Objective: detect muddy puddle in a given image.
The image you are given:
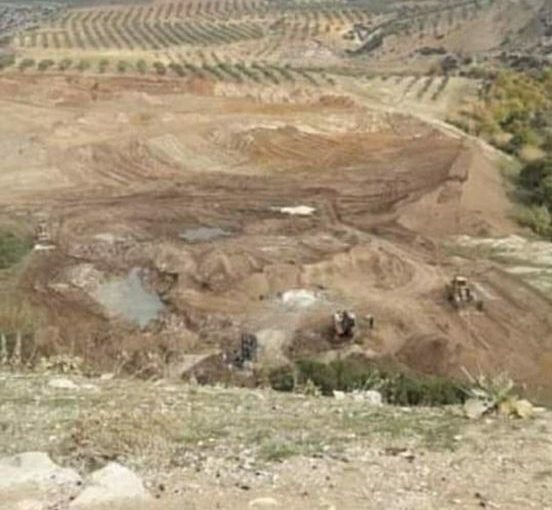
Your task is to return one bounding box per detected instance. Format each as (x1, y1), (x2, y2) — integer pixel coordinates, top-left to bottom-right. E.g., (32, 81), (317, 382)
(179, 226), (231, 243)
(93, 268), (164, 327)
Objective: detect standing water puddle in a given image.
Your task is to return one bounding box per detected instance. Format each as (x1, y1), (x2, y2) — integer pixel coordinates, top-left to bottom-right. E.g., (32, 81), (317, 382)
(179, 227), (231, 243)
(93, 268), (164, 328)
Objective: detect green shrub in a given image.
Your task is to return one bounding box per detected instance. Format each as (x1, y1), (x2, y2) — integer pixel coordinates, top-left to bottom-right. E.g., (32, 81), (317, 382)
(117, 60), (128, 73)
(382, 373), (466, 406)
(58, 58), (72, 71)
(153, 61), (166, 75)
(469, 68), (552, 157)
(98, 58), (109, 73)
(516, 158), (552, 237)
(0, 54), (15, 70)
(0, 231), (32, 269)
(168, 62), (185, 77)
(76, 60), (90, 72)
(18, 58), (35, 71)
(519, 159), (552, 197)
(516, 204), (551, 237)
(268, 365), (295, 392)
(270, 358), (467, 406)
(296, 359), (337, 395)
(37, 59), (55, 71)
(136, 59), (147, 74)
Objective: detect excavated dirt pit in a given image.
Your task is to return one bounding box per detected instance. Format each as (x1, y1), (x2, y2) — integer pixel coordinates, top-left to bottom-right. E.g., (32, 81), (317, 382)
(0, 75), (551, 401)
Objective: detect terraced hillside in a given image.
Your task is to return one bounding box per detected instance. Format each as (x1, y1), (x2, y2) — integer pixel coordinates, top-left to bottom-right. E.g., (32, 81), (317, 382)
(1, 0), (548, 79)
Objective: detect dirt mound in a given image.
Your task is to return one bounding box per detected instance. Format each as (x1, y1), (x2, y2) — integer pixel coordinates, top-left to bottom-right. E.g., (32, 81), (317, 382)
(397, 334), (463, 377)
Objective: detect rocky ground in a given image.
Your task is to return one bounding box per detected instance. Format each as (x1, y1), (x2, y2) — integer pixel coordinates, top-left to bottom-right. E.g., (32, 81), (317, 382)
(0, 370), (550, 510)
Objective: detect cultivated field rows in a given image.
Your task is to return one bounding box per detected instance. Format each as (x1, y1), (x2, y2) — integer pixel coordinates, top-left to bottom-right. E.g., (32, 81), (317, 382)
(4, 0), (509, 75)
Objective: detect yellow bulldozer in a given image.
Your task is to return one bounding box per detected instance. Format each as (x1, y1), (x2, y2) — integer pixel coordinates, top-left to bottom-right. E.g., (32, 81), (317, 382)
(446, 276), (484, 311)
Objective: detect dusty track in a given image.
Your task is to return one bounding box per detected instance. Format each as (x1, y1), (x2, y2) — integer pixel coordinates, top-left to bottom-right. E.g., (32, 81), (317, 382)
(1, 74), (551, 401)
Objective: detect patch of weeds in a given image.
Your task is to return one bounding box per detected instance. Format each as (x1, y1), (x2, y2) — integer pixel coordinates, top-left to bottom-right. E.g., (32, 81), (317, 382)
(178, 422), (230, 445)
(259, 438), (324, 462)
(416, 416), (463, 450)
(247, 427), (275, 443)
(62, 407), (188, 469)
(47, 397), (80, 409)
(259, 441), (300, 462)
(342, 409), (462, 451)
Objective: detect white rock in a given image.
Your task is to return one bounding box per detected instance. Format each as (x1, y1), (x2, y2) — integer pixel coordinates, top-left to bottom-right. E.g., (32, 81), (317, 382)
(280, 289), (318, 308)
(464, 398), (491, 419)
(70, 463), (150, 507)
(333, 390), (346, 400)
(80, 384), (100, 392)
(248, 497), (280, 508)
(274, 205), (316, 216)
(358, 390), (383, 406)
(48, 378), (79, 390)
(0, 452), (81, 490)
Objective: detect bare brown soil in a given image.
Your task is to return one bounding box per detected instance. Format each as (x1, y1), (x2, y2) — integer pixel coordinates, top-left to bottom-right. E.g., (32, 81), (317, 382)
(1, 74), (551, 401)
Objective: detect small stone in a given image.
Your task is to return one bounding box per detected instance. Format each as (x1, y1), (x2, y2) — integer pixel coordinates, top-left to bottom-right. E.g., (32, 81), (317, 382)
(48, 378), (79, 390)
(69, 463), (150, 507)
(362, 390), (383, 406)
(248, 497), (280, 508)
(398, 450), (416, 462)
(0, 452), (81, 490)
(80, 384), (99, 392)
(464, 398), (491, 419)
(333, 391), (346, 400)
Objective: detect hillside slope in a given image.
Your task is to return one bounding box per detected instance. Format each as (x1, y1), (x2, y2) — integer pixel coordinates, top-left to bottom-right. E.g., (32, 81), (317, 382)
(0, 371), (551, 510)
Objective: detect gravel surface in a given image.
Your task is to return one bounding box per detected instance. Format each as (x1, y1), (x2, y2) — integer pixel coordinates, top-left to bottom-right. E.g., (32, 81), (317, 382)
(0, 371), (550, 509)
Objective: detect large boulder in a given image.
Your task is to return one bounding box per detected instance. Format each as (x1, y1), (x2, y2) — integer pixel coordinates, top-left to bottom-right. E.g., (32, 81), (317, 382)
(0, 452), (81, 491)
(70, 463), (150, 507)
